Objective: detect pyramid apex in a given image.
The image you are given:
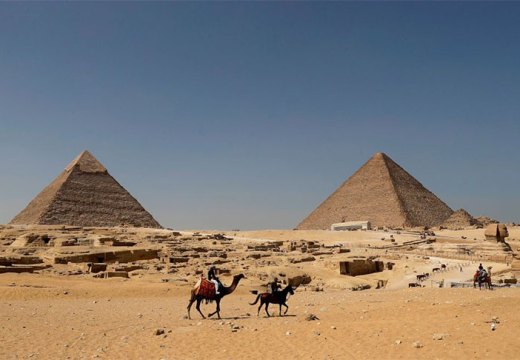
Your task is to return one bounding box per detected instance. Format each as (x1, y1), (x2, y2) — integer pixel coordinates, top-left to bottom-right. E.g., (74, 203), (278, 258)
(65, 150), (107, 173)
(372, 152), (388, 159)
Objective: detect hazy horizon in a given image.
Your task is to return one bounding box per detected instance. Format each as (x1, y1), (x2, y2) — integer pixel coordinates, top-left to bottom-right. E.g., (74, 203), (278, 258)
(1, 3), (519, 229)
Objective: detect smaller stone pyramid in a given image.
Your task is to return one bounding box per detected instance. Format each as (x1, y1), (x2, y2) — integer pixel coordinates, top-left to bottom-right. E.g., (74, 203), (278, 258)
(297, 152), (453, 229)
(10, 151), (162, 228)
(441, 209), (480, 229)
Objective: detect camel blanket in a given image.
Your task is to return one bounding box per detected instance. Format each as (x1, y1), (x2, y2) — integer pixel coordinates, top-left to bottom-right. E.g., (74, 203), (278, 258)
(196, 278), (216, 298)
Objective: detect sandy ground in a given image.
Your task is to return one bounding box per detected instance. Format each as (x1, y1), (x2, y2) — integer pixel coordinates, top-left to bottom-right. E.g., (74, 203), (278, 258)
(2, 226), (519, 359)
(1, 273), (520, 360)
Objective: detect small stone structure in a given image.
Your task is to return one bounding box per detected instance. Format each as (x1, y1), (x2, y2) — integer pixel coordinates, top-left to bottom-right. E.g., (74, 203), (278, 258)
(86, 263), (107, 273)
(511, 260), (520, 276)
(339, 259), (384, 276)
(331, 221), (371, 231)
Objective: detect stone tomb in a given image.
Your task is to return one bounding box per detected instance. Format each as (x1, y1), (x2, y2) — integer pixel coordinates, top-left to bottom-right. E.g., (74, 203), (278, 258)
(339, 259), (384, 276)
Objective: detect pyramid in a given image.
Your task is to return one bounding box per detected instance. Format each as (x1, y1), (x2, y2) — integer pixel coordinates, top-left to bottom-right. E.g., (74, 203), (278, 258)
(297, 152), (453, 230)
(10, 151), (162, 228)
(441, 209), (480, 229)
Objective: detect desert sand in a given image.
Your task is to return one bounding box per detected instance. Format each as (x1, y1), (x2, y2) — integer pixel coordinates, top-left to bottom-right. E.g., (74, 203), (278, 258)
(1, 226), (520, 359)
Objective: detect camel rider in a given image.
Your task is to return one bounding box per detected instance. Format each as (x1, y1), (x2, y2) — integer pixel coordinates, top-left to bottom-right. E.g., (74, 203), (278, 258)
(270, 277), (282, 299)
(208, 266), (221, 295)
(479, 266), (488, 282)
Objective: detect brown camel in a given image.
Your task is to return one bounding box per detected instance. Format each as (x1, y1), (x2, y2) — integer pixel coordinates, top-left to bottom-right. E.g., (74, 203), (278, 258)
(187, 273), (245, 320)
(473, 273), (492, 290)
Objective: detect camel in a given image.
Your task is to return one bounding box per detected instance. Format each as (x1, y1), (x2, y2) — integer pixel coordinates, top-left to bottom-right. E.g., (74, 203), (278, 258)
(473, 273), (492, 290)
(249, 284), (295, 317)
(187, 274), (245, 320)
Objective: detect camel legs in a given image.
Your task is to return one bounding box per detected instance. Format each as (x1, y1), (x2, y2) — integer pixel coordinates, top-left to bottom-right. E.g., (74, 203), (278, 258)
(195, 299), (206, 319)
(187, 295), (196, 320)
(208, 299), (221, 319)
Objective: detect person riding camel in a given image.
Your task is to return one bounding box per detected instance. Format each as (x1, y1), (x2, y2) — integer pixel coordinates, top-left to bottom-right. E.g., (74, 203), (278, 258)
(478, 265), (488, 282)
(208, 266), (221, 295)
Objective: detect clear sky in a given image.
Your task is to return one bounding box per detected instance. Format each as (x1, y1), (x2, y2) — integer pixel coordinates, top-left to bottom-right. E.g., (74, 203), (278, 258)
(1, 2), (519, 229)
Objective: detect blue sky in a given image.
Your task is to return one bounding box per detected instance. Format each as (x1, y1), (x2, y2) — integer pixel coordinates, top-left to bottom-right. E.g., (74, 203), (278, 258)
(1, 3), (519, 229)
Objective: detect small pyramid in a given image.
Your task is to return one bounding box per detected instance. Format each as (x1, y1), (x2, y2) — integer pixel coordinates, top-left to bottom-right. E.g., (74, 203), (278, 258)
(10, 151), (162, 228)
(297, 152), (453, 229)
(441, 209), (480, 229)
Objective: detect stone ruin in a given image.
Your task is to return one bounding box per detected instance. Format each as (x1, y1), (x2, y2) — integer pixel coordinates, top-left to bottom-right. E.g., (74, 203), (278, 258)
(0, 225), (339, 287)
(339, 259), (385, 276)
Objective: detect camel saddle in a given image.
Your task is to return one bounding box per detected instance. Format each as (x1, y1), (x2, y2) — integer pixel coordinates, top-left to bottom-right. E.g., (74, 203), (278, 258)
(195, 278), (216, 298)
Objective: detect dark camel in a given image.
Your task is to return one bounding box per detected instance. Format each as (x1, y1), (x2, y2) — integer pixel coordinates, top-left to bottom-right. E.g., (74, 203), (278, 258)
(249, 284), (295, 317)
(187, 274), (245, 320)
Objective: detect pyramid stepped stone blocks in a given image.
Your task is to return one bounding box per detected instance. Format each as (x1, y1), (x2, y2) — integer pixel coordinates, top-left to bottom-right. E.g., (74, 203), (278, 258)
(442, 209), (480, 229)
(297, 152), (453, 230)
(10, 151), (162, 228)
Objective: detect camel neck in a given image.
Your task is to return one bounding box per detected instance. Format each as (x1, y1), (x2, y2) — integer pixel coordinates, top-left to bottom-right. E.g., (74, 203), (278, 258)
(223, 277), (240, 295)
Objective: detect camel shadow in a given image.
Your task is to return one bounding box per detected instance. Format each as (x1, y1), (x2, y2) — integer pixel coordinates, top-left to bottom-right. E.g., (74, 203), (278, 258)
(260, 314), (297, 319)
(209, 315), (251, 320)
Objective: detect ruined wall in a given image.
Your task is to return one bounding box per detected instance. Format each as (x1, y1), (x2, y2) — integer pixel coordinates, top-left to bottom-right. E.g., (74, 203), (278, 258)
(53, 249), (159, 264)
(339, 260), (384, 276)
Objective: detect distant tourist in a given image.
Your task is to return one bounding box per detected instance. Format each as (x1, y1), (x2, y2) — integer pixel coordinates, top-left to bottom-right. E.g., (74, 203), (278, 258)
(207, 266), (221, 295)
(478, 264), (488, 282)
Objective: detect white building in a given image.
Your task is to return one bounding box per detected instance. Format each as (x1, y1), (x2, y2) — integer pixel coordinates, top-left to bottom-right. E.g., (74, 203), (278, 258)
(331, 221), (371, 231)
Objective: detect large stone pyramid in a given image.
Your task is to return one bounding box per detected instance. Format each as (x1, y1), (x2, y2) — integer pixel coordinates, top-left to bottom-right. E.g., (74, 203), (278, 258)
(297, 152), (453, 229)
(10, 151), (162, 228)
